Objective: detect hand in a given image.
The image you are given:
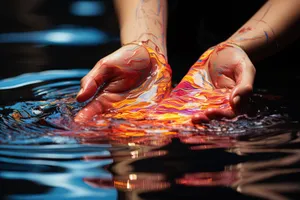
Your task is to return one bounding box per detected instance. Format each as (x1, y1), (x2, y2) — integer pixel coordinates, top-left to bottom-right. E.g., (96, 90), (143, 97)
(149, 43), (255, 124)
(74, 43), (172, 122)
(192, 42), (256, 123)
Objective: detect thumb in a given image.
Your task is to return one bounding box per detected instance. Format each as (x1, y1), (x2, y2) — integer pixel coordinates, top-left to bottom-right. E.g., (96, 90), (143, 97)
(76, 62), (113, 102)
(230, 60), (256, 111)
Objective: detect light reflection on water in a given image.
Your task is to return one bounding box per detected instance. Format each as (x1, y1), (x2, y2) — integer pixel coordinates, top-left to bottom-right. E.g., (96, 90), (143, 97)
(0, 26), (111, 46)
(0, 144), (117, 200)
(70, 1), (105, 16)
(0, 70), (300, 200)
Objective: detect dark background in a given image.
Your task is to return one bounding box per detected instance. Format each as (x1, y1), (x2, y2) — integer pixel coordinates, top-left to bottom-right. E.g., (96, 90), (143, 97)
(0, 0), (299, 94)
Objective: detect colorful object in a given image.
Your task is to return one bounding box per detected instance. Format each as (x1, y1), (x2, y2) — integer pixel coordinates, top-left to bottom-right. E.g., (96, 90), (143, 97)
(83, 42), (232, 130)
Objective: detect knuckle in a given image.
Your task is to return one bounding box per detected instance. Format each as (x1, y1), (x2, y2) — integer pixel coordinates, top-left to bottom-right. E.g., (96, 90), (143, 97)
(251, 65), (256, 74)
(96, 59), (104, 67)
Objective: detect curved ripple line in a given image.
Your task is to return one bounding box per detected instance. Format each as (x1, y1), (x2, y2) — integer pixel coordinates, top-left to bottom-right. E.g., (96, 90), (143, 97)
(0, 69), (88, 89)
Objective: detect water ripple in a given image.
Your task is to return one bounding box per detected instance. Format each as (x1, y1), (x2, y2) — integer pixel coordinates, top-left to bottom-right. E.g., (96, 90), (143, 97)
(1, 70), (300, 200)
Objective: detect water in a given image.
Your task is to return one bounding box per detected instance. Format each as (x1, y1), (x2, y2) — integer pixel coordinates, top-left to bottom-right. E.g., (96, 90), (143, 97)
(1, 70), (300, 200)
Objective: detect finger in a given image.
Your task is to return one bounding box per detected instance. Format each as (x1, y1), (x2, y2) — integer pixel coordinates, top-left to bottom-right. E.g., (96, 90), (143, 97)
(230, 85), (253, 114)
(76, 62), (112, 102)
(230, 61), (255, 110)
(76, 76), (99, 103)
(192, 113), (210, 124)
(74, 99), (104, 123)
(74, 93), (123, 123)
(213, 74), (236, 89)
(204, 108), (236, 120)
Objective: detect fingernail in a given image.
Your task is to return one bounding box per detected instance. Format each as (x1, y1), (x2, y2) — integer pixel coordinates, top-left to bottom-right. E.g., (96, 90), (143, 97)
(233, 96), (240, 105)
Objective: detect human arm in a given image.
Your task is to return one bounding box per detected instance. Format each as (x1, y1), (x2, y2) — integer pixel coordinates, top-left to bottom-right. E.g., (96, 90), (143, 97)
(192, 0), (300, 122)
(227, 0), (300, 62)
(114, 0), (168, 56)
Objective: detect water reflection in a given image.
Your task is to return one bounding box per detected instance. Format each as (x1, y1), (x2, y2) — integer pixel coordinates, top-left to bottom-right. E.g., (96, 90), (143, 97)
(0, 70), (88, 90)
(70, 1), (105, 16)
(1, 145), (117, 200)
(83, 135), (300, 200)
(0, 26), (110, 46)
(0, 70), (300, 200)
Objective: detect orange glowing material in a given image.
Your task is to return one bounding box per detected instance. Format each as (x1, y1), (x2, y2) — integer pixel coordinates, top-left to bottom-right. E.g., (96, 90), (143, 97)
(104, 41), (172, 117)
(86, 42), (231, 128)
(75, 41), (233, 138)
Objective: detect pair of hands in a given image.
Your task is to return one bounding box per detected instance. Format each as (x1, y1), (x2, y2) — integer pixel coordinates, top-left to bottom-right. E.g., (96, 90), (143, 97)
(74, 42), (255, 123)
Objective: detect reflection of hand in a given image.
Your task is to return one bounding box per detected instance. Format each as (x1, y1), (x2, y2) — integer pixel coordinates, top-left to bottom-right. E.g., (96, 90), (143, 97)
(75, 43), (172, 122)
(192, 43), (256, 123)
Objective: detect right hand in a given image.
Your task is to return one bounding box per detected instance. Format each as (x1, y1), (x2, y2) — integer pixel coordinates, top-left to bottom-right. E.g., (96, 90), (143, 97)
(74, 44), (172, 122)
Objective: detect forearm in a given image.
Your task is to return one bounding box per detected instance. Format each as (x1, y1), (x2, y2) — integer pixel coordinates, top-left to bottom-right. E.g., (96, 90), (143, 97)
(113, 0), (168, 56)
(226, 0), (300, 62)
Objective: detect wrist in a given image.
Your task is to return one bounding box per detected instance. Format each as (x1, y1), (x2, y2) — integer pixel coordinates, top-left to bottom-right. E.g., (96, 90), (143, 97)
(120, 27), (167, 56)
(222, 41), (246, 51)
(221, 39), (259, 62)
(225, 31), (279, 63)
(224, 39), (249, 53)
(122, 38), (167, 60)
(122, 40), (169, 66)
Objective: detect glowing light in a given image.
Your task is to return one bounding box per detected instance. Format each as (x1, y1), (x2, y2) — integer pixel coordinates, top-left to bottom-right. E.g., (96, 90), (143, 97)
(0, 26), (110, 46)
(128, 142), (136, 146)
(130, 151), (139, 159)
(70, 1), (105, 16)
(129, 174), (137, 180)
(126, 180), (131, 189)
(0, 70), (88, 90)
(45, 32), (73, 43)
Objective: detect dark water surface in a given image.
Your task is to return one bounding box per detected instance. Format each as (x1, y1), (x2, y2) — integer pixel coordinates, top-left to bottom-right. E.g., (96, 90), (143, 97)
(1, 1), (300, 200)
(1, 70), (300, 200)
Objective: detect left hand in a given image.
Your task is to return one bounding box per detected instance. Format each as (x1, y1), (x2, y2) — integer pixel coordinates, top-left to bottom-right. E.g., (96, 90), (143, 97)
(192, 42), (256, 123)
(147, 42), (255, 124)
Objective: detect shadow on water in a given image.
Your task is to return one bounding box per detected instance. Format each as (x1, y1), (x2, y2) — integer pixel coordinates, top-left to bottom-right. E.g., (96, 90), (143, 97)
(1, 0), (300, 200)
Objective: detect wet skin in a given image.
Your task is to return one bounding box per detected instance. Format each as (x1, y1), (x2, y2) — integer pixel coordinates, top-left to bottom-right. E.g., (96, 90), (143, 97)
(75, 42), (255, 125)
(75, 42), (172, 122)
